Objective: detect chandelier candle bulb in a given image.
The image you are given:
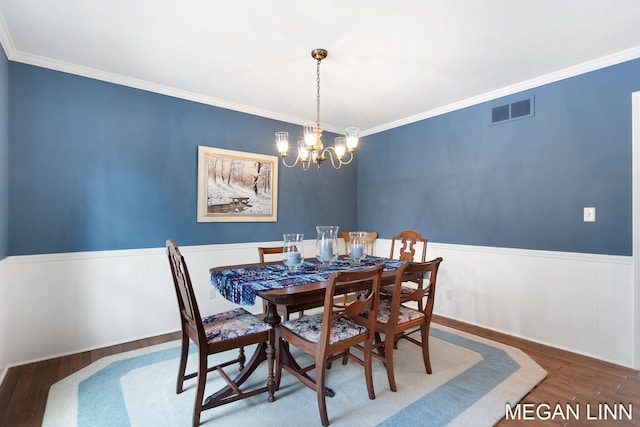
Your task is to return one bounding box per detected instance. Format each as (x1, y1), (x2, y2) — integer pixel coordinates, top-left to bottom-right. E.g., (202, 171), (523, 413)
(297, 140), (310, 160)
(303, 123), (316, 146)
(275, 132), (289, 155)
(334, 137), (347, 158)
(345, 127), (360, 151)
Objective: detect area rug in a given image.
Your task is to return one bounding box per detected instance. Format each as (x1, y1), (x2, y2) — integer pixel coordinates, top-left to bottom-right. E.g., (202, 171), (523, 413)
(42, 324), (546, 427)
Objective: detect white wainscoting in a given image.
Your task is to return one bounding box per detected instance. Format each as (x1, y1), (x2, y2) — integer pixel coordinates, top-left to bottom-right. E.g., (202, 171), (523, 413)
(419, 242), (635, 368)
(0, 240), (636, 374)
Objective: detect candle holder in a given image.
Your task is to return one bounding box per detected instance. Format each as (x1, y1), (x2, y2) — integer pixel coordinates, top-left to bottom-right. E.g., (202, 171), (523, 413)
(283, 234), (304, 272)
(348, 231), (367, 265)
(316, 226), (339, 267)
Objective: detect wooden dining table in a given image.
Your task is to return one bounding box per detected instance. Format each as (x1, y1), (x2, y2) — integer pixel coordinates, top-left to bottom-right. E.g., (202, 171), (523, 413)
(208, 255), (407, 400)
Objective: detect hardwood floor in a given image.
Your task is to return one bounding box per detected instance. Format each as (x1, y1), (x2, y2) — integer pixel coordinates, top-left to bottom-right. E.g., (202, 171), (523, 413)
(433, 316), (640, 426)
(1, 318), (639, 426)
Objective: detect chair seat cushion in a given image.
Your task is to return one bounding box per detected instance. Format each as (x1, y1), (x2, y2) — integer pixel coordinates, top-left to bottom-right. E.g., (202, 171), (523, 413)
(280, 313), (367, 345)
(202, 307), (271, 343)
(380, 284), (415, 298)
(376, 299), (425, 325)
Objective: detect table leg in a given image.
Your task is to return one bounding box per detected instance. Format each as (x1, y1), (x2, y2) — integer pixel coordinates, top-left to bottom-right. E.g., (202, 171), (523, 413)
(266, 301), (335, 398)
(262, 301), (282, 327)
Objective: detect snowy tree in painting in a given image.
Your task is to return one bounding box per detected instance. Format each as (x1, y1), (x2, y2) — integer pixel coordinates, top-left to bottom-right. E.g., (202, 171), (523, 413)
(206, 154), (273, 215)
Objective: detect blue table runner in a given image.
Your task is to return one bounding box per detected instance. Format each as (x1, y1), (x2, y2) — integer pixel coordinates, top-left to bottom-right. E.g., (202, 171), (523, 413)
(210, 256), (405, 305)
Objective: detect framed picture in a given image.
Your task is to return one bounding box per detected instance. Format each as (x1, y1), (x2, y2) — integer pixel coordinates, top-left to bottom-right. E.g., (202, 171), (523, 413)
(197, 146), (278, 222)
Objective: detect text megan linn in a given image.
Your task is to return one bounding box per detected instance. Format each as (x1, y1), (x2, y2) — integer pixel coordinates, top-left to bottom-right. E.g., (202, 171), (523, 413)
(506, 403), (633, 421)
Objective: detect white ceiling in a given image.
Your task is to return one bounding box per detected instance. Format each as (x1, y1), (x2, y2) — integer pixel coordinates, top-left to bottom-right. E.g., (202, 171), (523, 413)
(1, 0), (640, 136)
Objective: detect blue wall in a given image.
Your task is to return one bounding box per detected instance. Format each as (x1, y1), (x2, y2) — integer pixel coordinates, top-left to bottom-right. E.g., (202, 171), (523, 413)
(0, 45), (8, 260)
(358, 59), (640, 256)
(6, 57), (640, 257)
(8, 63), (357, 255)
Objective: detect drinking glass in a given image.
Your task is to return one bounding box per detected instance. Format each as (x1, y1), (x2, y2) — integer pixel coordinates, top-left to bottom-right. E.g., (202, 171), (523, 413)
(348, 231), (367, 265)
(316, 226), (339, 267)
(283, 234), (304, 272)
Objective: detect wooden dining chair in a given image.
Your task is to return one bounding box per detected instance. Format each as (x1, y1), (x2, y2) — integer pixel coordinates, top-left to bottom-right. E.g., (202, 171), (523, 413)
(388, 229), (427, 262)
(341, 231), (378, 256)
(381, 229), (428, 302)
(257, 246), (304, 320)
(275, 264), (384, 426)
(166, 240), (275, 427)
(366, 258), (443, 392)
(258, 246), (284, 264)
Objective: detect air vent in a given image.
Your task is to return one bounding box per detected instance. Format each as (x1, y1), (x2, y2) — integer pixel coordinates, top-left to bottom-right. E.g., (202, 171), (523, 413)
(491, 97), (534, 124)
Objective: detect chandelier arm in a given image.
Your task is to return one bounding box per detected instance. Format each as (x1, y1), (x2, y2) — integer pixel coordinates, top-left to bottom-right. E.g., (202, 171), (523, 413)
(337, 151), (355, 165)
(322, 147), (345, 170)
(280, 156), (302, 168)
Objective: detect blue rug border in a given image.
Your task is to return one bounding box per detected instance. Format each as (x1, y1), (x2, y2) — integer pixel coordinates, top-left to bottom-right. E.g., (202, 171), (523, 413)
(75, 326), (523, 427)
(377, 328), (520, 426)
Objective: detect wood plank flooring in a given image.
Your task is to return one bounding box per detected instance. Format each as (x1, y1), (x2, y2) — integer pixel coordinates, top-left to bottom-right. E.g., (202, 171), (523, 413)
(1, 318), (639, 426)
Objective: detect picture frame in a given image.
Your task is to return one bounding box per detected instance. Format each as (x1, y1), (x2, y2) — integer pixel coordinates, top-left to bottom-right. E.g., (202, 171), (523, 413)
(197, 146), (278, 222)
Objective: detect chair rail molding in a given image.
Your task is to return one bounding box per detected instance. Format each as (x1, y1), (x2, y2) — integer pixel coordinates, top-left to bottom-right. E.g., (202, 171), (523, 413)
(0, 238), (637, 370)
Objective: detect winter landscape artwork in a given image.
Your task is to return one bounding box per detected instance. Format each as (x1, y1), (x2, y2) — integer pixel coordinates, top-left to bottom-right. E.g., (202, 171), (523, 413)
(197, 146), (278, 222)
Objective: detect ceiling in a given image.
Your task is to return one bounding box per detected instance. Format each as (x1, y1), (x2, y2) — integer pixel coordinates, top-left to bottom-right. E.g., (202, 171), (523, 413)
(1, 0), (640, 136)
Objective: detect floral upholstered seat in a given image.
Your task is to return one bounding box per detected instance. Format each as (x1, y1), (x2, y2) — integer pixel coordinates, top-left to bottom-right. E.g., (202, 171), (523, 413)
(202, 307), (272, 343)
(375, 298), (425, 325)
(280, 313), (367, 345)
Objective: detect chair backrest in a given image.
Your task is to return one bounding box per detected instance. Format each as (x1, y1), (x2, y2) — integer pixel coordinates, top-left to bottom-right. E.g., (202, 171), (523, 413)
(166, 240), (205, 343)
(341, 231), (378, 256)
(258, 246), (284, 265)
(390, 258), (443, 320)
(389, 230), (427, 262)
(319, 264), (384, 352)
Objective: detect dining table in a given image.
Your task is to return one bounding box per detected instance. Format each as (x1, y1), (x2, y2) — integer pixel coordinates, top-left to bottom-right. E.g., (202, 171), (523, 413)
(208, 255), (408, 400)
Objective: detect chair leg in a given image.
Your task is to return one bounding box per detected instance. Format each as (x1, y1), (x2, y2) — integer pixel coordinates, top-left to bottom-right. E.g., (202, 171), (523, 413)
(374, 332), (385, 361)
(363, 339), (376, 400)
(192, 350), (208, 427)
(238, 346), (246, 371)
(176, 333), (189, 394)
(341, 348), (350, 366)
(384, 336), (397, 392)
(421, 324), (432, 374)
(315, 357), (330, 426)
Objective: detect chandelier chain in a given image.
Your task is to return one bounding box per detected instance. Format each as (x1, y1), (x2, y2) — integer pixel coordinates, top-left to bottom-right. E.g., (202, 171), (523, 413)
(316, 58), (321, 126)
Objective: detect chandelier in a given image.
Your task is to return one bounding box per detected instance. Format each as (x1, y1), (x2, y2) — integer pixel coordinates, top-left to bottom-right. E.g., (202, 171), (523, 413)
(275, 49), (359, 170)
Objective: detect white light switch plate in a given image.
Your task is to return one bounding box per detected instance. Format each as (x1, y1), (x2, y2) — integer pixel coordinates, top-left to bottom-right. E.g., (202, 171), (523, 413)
(584, 207), (596, 222)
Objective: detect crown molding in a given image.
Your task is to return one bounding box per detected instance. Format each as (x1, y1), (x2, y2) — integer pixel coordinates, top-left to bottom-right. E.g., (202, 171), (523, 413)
(361, 46), (640, 137)
(0, 8), (638, 139)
